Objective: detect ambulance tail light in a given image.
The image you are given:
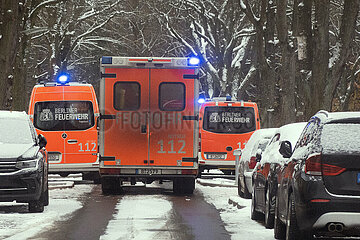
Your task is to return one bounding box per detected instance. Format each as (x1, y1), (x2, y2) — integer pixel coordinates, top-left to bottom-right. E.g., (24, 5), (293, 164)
(100, 168), (121, 175)
(182, 169), (198, 175)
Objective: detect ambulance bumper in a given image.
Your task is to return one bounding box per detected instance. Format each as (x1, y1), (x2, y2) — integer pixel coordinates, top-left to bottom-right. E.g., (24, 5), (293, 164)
(198, 159), (235, 168)
(99, 166), (198, 178)
(49, 162), (99, 173)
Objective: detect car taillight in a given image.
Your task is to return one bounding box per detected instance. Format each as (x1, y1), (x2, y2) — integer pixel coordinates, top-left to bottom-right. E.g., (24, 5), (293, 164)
(305, 153), (322, 175)
(248, 156), (257, 169)
(322, 163), (346, 176)
(305, 153), (346, 176)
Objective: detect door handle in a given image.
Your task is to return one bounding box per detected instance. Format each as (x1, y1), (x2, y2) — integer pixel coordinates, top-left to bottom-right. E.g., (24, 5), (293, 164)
(67, 139), (78, 144)
(141, 125), (147, 134)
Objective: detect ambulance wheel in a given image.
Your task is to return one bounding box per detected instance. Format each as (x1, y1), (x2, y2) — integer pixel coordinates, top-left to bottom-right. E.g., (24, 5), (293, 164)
(173, 178), (195, 195)
(101, 177), (122, 195)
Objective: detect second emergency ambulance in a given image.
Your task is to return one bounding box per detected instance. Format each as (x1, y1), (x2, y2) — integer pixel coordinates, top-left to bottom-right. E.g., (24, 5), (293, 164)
(99, 56), (199, 195)
(198, 97), (260, 174)
(28, 79), (100, 181)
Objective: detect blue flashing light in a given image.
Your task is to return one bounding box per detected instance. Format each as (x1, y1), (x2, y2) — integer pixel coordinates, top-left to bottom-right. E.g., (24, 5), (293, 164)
(188, 57), (200, 66)
(56, 73), (70, 84)
(198, 98), (206, 104)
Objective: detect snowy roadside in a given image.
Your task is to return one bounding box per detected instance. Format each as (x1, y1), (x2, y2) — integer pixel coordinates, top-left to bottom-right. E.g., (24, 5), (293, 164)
(0, 175), (93, 240)
(196, 177), (275, 240)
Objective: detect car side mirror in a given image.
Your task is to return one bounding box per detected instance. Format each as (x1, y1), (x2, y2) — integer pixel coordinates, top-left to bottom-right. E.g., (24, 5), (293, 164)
(256, 149), (262, 162)
(279, 140), (292, 158)
(38, 134), (47, 148)
(233, 149), (242, 157)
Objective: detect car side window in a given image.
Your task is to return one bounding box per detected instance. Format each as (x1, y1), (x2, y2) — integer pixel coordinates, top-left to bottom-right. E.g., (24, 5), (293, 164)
(296, 119), (319, 148)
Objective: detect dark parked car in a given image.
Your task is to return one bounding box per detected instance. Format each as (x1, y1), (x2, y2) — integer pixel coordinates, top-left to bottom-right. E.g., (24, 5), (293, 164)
(0, 111), (48, 213)
(251, 122), (306, 229)
(237, 128), (276, 198)
(274, 111), (360, 239)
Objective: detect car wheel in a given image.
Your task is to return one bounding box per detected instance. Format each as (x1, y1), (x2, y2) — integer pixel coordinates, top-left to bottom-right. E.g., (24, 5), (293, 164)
(265, 188), (274, 229)
(243, 177), (251, 199)
(173, 178), (195, 195)
(251, 185), (263, 220)
(237, 177), (245, 197)
(28, 190), (45, 213)
(274, 197), (285, 239)
(285, 193), (300, 240)
(101, 177), (122, 195)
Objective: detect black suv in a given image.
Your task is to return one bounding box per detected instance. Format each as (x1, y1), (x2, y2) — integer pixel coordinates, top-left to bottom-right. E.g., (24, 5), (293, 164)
(0, 111), (48, 213)
(274, 110), (360, 239)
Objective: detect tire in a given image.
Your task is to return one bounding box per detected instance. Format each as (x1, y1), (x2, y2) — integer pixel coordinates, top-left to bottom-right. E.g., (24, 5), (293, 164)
(285, 193), (300, 240)
(237, 177), (245, 197)
(251, 186), (263, 220)
(265, 188), (274, 229)
(101, 177), (122, 195)
(29, 190), (45, 213)
(173, 178), (195, 195)
(274, 197), (286, 239)
(243, 177), (251, 199)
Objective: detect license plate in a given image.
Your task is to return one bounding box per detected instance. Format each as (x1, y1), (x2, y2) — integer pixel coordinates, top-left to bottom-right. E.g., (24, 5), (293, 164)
(357, 173), (360, 184)
(137, 169), (160, 175)
(48, 153), (62, 163)
(206, 154), (226, 159)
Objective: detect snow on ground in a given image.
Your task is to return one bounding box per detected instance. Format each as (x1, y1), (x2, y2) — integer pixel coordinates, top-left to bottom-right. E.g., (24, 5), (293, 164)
(101, 195), (173, 240)
(0, 175), (93, 240)
(197, 179), (274, 240)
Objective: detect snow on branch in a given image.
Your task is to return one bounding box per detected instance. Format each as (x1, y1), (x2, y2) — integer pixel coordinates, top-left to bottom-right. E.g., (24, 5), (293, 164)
(28, 0), (61, 19)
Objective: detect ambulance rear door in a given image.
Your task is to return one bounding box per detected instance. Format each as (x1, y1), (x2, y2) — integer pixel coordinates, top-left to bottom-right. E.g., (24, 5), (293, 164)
(101, 67), (149, 166)
(61, 87), (98, 165)
(149, 68), (197, 167)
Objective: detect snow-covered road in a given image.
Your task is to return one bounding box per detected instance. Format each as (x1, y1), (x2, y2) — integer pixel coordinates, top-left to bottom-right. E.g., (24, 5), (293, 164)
(0, 175), (275, 240)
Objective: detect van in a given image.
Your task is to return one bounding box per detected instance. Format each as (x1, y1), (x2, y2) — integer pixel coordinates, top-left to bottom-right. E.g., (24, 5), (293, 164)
(198, 98), (260, 174)
(28, 80), (100, 181)
(99, 56), (199, 194)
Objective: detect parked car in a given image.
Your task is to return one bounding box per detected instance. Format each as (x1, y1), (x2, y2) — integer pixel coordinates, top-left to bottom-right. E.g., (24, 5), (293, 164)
(275, 111), (360, 239)
(0, 111), (48, 213)
(237, 128), (277, 198)
(251, 122), (306, 229)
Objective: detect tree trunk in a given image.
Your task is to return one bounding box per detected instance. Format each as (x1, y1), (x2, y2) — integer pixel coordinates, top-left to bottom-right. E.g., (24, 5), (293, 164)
(0, 0), (23, 110)
(308, 0), (329, 116)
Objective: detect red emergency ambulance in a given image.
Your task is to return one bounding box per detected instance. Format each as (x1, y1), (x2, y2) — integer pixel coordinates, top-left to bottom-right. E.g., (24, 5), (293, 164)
(198, 97), (260, 174)
(28, 79), (100, 181)
(99, 56), (200, 195)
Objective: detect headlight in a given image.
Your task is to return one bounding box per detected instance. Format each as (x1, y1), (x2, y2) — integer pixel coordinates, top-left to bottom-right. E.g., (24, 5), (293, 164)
(15, 159), (38, 169)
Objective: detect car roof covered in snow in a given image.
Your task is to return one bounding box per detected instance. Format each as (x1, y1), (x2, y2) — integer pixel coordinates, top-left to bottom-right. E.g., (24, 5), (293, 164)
(315, 110), (360, 123)
(0, 111), (28, 120)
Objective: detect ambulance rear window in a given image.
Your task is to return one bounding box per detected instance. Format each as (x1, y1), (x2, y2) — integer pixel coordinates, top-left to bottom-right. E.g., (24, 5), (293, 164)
(159, 82), (185, 111)
(34, 101), (95, 131)
(203, 106), (256, 134)
(114, 82), (140, 111)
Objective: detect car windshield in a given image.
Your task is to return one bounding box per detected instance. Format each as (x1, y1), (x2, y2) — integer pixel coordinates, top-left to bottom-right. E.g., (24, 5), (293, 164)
(203, 106), (256, 134)
(321, 123), (360, 154)
(0, 118), (34, 144)
(34, 101), (95, 131)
